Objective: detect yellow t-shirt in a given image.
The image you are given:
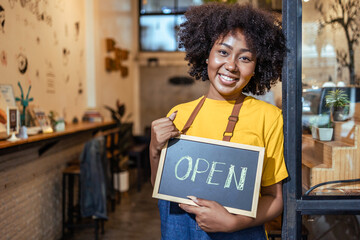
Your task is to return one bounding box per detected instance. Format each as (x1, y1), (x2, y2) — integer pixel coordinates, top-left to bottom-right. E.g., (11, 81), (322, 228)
(167, 96), (288, 187)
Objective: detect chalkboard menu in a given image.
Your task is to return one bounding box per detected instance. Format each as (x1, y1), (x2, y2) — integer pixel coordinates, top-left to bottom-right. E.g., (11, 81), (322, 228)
(152, 135), (265, 218)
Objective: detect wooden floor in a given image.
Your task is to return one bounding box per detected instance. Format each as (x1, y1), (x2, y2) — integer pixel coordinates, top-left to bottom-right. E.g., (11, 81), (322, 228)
(66, 182), (161, 240)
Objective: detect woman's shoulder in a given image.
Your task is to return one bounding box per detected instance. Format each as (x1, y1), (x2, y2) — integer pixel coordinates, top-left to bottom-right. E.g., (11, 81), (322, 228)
(245, 96), (282, 118)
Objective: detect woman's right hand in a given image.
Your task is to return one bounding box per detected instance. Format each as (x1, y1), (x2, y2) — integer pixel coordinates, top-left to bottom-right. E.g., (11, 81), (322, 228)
(150, 111), (180, 155)
(150, 111), (180, 185)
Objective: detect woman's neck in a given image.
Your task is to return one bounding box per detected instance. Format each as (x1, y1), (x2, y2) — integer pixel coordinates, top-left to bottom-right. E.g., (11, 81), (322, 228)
(206, 89), (244, 101)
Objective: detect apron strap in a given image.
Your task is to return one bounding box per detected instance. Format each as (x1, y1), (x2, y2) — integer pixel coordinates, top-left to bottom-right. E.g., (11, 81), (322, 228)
(181, 94), (245, 142)
(222, 95), (245, 141)
(181, 95), (207, 134)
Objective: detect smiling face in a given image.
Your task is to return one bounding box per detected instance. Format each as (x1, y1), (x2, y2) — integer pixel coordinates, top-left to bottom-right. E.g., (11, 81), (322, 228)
(206, 29), (256, 101)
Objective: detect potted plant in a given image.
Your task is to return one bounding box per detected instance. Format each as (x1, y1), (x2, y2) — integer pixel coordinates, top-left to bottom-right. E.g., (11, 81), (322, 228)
(325, 89), (350, 121)
(316, 114), (334, 141)
(309, 116), (319, 139)
(310, 114), (334, 141)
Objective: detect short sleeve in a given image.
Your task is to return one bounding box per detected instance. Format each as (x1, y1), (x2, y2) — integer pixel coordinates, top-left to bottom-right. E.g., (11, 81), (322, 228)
(261, 113), (288, 186)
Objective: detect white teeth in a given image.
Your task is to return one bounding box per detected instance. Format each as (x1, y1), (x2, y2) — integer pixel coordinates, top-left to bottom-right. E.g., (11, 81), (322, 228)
(221, 74), (236, 82)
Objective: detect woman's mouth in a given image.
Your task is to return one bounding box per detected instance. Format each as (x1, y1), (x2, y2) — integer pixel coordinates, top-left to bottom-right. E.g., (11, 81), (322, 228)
(219, 74), (238, 84)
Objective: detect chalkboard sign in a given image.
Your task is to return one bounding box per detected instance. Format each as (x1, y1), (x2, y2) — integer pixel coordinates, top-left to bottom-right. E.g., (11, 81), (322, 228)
(152, 135), (265, 218)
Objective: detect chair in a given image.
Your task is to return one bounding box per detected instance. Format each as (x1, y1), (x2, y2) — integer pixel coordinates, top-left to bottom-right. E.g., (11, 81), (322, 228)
(127, 136), (149, 192)
(117, 123), (150, 192)
(62, 136), (110, 240)
(103, 128), (122, 210)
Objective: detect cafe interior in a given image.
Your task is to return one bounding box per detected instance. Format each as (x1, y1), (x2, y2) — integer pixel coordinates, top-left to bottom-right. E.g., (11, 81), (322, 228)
(0, 0), (359, 239)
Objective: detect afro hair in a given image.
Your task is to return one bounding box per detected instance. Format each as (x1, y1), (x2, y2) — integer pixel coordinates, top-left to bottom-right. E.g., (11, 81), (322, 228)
(178, 3), (287, 95)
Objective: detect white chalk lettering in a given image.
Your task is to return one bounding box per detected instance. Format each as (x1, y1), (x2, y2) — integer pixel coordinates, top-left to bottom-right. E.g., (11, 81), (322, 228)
(206, 162), (225, 185)
(175, 156), (193, 180)
(224, 166), (247, 190)
(191, 158), (210, 182)
(174, 156), (248, 190)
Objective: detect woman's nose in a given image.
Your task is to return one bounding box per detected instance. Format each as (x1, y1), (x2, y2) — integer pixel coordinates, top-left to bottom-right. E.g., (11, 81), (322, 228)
(224, 59), (238, 72)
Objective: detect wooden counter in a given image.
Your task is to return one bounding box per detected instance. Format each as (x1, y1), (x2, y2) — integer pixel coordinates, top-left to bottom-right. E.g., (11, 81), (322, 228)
(0, 121), (117, 157)
(0, 121), (117, 239)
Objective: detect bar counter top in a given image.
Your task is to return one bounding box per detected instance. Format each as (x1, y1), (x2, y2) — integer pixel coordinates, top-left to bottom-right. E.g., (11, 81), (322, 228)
(0, 121), (117, 156)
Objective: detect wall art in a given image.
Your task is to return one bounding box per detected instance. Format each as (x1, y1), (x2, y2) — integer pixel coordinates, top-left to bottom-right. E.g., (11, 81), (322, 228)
(0, 5), (5, 33)
(17, 53), (28, 74)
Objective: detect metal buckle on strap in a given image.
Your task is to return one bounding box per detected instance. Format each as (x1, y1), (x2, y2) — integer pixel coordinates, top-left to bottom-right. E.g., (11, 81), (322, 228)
(228, 115), (238, 122)
(223, 131), (233, 137)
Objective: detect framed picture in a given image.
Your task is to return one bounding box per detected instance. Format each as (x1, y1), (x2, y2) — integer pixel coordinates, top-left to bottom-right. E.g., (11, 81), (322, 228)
(0, 84), (16, 139)
(0, 84), (16, 107)
(33, 108), (53, 133)
(6, 106), (20, 141)
(152, 135), (265, 218)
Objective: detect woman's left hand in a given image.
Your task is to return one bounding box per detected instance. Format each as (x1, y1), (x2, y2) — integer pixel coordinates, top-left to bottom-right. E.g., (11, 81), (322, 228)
(179, 197), (239, 233)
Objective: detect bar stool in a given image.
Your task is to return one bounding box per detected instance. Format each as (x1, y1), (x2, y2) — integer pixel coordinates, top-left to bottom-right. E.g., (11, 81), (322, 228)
(62, 136), (109, 240)
(62, 165), (81, 236)
(62, 164), (105, 240)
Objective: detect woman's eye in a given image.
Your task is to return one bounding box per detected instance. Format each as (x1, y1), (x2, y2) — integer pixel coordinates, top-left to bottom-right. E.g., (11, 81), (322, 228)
(218, 50), (228, 56)
(239, 56), (251, 62)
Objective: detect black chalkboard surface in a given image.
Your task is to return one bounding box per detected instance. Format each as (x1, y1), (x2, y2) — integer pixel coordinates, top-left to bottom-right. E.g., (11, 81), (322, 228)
(152, 135), (265, 218)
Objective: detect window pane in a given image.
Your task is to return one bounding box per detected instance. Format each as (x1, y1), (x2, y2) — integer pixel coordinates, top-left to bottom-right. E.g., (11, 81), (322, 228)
(140, 0), (203, 14)
(140, 15), (177, 51)
(140, 0), (175, 14)
(175, 15), (186, 51)
(177, 0), (203, 12)
(303, 215), (360, 239)
(301, 0), (360, 196)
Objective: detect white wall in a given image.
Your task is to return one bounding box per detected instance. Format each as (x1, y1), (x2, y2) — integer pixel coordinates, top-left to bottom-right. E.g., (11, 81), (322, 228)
(0, 0), (87, 123)
(0, 0), (140, 133)
(93, 0), (139, 132)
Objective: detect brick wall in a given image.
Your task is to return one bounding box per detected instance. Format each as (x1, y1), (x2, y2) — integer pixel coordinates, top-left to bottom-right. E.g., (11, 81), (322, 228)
(0, 134), (91, 240)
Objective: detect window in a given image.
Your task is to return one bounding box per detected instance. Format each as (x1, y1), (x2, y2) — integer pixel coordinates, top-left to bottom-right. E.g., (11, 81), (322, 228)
(301, 0), (360, 197)
(139, 0), (203, 51)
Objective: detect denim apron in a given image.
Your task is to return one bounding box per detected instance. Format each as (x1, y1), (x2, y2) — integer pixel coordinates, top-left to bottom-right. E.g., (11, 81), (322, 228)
(158, 200), (267, 240)
(158, 96), (267, 240)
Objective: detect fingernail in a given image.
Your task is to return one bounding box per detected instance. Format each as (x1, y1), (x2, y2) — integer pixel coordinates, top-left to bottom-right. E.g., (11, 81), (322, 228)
(187, 195), (198, 203)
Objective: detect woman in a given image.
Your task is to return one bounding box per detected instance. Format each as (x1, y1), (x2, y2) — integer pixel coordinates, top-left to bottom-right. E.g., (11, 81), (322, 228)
(150, 3), (288, 239)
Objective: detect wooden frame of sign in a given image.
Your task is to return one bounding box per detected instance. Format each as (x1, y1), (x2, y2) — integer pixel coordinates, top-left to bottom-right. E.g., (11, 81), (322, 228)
(153, 135), (265, 218)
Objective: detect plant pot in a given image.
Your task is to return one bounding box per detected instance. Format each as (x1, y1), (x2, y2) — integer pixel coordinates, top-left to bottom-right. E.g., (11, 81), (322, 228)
(318, 128), (333, 141)
(332, 107), (348, 121)
(113, 170), (130, 192)
(311, 126), (318, 139)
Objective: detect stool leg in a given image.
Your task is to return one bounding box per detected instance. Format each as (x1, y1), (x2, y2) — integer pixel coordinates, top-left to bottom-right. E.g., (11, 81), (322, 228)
(137, 153), (142, 192)
(101, 219), (105, 234)
(77, 174), (81, 222)
(117, 172), (121, 204)
(68, 174), (74, 234)
(110, 157), (116, 212)
(62, 174), (66, 238)
(95, 219), (99, 240)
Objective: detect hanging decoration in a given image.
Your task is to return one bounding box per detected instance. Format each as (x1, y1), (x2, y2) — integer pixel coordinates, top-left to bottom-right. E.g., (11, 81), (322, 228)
(105, 38), (129, 78)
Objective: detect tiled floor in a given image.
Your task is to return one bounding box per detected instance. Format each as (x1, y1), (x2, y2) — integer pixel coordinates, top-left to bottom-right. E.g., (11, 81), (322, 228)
(66, 182), (161, 240)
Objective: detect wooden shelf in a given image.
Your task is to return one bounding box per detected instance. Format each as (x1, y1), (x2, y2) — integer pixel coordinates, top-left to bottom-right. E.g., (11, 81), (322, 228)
(302, 134), (353, 168)
(302, 124), (360, 194)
